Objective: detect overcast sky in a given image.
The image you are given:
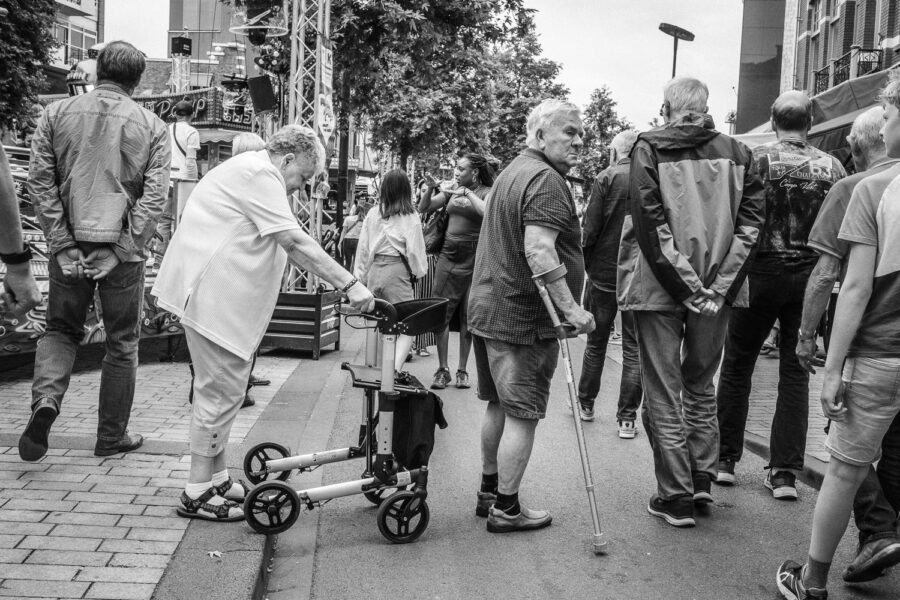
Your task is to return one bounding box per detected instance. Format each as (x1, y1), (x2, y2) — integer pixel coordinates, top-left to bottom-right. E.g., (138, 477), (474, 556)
(524, 0), (745, 131)
(107, 0), (745, 130)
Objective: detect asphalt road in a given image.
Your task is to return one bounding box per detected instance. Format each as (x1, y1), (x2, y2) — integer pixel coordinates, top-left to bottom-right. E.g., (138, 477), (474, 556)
(266, 331), (900, 600)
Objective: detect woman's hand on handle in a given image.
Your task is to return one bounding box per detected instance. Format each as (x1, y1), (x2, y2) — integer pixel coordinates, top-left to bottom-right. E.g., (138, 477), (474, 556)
(346, 281), (375, 313)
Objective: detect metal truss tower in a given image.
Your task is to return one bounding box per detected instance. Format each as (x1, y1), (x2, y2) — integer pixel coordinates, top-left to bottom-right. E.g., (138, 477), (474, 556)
(284, 0), (332, 293)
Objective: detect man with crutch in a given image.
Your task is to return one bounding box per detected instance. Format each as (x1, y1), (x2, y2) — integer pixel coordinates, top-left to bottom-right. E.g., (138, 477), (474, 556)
(468, 98), (595, 533)
(617, 77), (765, 527)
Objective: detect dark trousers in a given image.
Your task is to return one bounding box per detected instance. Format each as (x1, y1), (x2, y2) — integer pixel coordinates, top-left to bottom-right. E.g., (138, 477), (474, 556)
(577, 287), (642, 421)
(341, 237), (358, 272)
(32, 257), (144, 443)
(854, 414), (900, 544)
(716, 268), (810, 470)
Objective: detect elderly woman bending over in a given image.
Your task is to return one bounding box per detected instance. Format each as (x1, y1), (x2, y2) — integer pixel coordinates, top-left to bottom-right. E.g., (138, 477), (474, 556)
(152, 125), (374, 522)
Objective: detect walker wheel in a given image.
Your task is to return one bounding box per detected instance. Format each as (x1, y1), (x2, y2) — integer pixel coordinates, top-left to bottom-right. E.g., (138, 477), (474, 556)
(244, 481), (301, 534)
(243, 442), (292, 485)
(376, 490), (430, 544)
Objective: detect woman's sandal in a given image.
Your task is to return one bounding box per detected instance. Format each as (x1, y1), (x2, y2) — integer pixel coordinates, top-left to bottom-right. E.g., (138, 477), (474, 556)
(214, 476), (247, 502)
(176, 488), (243, 522)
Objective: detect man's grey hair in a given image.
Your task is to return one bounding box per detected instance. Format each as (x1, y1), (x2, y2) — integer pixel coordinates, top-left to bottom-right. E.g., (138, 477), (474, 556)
(526, 98), (581, 147)
(267, 125), (326, 173)
(663, 77), (709, 114)
(880, 69), (900, 109)
(610, 130), (639, 157)
(232, 132), (266, 155)
(848, 106), (886, 153)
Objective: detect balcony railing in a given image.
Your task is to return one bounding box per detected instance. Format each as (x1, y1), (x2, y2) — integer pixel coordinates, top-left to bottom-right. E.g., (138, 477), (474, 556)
(814, 65), (830, 95)
(833, 52), (851, 86)
(857, 48), (884, 77)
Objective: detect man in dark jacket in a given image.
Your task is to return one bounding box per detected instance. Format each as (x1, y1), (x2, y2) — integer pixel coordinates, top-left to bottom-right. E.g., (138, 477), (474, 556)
(577, 130), (643, 439)
(618, 77), (765, 527)
(21, 41), (170, 462)
(715, 91), (845, 501)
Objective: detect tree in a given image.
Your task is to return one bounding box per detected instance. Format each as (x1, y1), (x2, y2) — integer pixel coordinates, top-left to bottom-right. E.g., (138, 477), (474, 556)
(330, 0), (525, 168)
(0, 0), (58, 130)
(576, 86), (630, 183)
(488, 9), (569, 166)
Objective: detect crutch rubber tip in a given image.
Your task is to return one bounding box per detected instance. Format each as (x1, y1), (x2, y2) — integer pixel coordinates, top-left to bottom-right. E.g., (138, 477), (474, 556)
(592, 534), (608, 555)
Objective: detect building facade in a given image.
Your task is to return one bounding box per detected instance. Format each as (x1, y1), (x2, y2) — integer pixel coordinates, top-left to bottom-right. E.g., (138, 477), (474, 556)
(792, 0), (899, 96)
(44, 0), (104, 94)
(736, 0), (787, 133)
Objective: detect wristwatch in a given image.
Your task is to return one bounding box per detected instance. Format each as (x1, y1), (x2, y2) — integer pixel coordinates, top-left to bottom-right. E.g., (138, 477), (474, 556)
(798, 329), (816, 341)
(0, 242), (33, 265)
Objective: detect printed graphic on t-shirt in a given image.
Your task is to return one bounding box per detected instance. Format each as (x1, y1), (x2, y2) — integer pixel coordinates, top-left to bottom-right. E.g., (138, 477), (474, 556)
(754, 142), (844, 266)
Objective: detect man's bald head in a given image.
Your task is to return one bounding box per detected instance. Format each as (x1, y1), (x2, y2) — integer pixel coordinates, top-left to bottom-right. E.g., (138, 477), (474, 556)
(771, 90), (813, 134)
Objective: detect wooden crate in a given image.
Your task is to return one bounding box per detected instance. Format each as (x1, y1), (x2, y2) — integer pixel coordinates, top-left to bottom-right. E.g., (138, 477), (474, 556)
(262, 290), (342, 359)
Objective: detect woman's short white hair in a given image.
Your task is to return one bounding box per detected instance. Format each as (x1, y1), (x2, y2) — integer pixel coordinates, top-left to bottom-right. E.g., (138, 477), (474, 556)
(267, 125), (326, 174)
(526, 98), (581, 147)
(664, 77), (709, 114)
(232, 132), (266, 155)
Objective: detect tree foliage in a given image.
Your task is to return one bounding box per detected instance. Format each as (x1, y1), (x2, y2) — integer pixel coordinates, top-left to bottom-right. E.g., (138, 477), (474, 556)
(488, 10), (569, 166)
(575, 86), (631, 183)
(0, 0), (58, 130)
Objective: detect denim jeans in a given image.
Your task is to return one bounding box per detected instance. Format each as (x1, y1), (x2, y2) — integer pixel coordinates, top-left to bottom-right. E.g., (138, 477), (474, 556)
(854, 413), (900, 544)
(577, 287), (642, 421)
(32, 256), (145, 443)
(716, 268), (811, 470)
(634, 307), (730, 500)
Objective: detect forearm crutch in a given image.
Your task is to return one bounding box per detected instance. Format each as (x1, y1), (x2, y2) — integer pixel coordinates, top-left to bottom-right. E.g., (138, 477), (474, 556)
(533, 265), (607, 555)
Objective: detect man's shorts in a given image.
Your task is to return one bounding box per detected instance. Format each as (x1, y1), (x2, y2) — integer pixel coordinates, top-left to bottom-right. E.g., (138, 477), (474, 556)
(826, 356), (900, 467)
(472, 334), (558, 420)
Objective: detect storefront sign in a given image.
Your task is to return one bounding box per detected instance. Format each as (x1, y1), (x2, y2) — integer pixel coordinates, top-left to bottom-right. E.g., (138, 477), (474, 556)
(135, 87), (253, 131)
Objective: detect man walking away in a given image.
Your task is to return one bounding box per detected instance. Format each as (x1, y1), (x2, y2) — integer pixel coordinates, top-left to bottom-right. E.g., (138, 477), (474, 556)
(577, 129), (643, 439)
(776, 73), (900, 600)
(618, 77), (765, 527)
(715, 91), (845, 500)
(21, 41), (170, 461)
(157, 99), (200, 255)
(798, 105), (900, 584)
(468, 98), (594, 533)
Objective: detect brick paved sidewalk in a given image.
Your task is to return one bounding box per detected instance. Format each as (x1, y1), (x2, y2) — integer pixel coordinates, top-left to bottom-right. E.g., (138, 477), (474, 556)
(0, 339), (298, 600)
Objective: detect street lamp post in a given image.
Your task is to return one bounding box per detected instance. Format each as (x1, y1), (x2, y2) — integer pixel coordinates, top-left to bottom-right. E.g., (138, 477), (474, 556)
(659, 23), (695, 78)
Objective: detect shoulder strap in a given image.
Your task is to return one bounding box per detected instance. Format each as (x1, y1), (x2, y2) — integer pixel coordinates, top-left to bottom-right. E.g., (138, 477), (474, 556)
(397, 251), (417, 290)
(172, 122), (187, 158)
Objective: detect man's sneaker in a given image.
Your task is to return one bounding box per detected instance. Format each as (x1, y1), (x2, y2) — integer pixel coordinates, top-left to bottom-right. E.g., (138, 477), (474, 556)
(618, 420), (636, 438)
(456, 370), (470, 389)
(766, 469), (798, 500)
(18, 398), (59, 462)
(486, 505), (552, 533)
(430, 368), (451, 390)
(475, 491), (496, 518)
(692, 472), (713, 504)
(578, 401), (595, 422)
(776, 560), (828, 599)
(843, 537), (900, 582)
(714, 457), (735, 486)
(647, 494), (695, 528)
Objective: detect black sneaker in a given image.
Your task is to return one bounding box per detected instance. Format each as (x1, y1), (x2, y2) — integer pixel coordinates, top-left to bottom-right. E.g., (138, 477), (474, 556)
(18, 398), (59, 462)
(692, 472), (713, 504)
(430, 368), (451, 389)
(647, 494), (695, 527)
(766, 470), (798, 500)
(776, 559), (828, 599)
(714, 457), (735, 486)
(578, 401), (595, 422)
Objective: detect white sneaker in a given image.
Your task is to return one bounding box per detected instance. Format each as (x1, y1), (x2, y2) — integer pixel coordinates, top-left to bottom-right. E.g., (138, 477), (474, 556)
(618, 420), (636, 439)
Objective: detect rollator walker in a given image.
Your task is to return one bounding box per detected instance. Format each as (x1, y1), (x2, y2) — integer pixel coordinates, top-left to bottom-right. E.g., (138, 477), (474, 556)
(533, 264), (607, 554)
(241, 297), (448, 544)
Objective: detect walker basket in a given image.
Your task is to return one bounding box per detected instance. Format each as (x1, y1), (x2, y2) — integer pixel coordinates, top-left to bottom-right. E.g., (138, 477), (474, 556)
(390, 298), (448, 337)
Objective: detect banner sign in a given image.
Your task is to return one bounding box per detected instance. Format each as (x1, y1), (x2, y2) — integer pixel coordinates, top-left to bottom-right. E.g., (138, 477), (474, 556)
(317, 47), (335, 145)
(135, 87), (254, 131)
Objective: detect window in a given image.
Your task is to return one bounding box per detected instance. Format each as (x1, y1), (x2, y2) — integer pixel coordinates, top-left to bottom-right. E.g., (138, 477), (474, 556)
(50, 20), (98, 67)
(811, 0), (821, 27)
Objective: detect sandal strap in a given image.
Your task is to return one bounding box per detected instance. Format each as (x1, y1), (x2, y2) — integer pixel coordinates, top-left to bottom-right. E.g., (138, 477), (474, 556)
(214, 476), (247, 498)
(180, 490), (239, 520)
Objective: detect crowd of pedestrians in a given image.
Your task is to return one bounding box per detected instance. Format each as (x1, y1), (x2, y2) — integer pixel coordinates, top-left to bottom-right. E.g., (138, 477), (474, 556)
(3, 37), (900, 600)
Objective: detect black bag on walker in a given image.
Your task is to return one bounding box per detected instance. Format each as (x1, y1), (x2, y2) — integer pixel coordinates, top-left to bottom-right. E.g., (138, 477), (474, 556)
(391, 390), (448, 470)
